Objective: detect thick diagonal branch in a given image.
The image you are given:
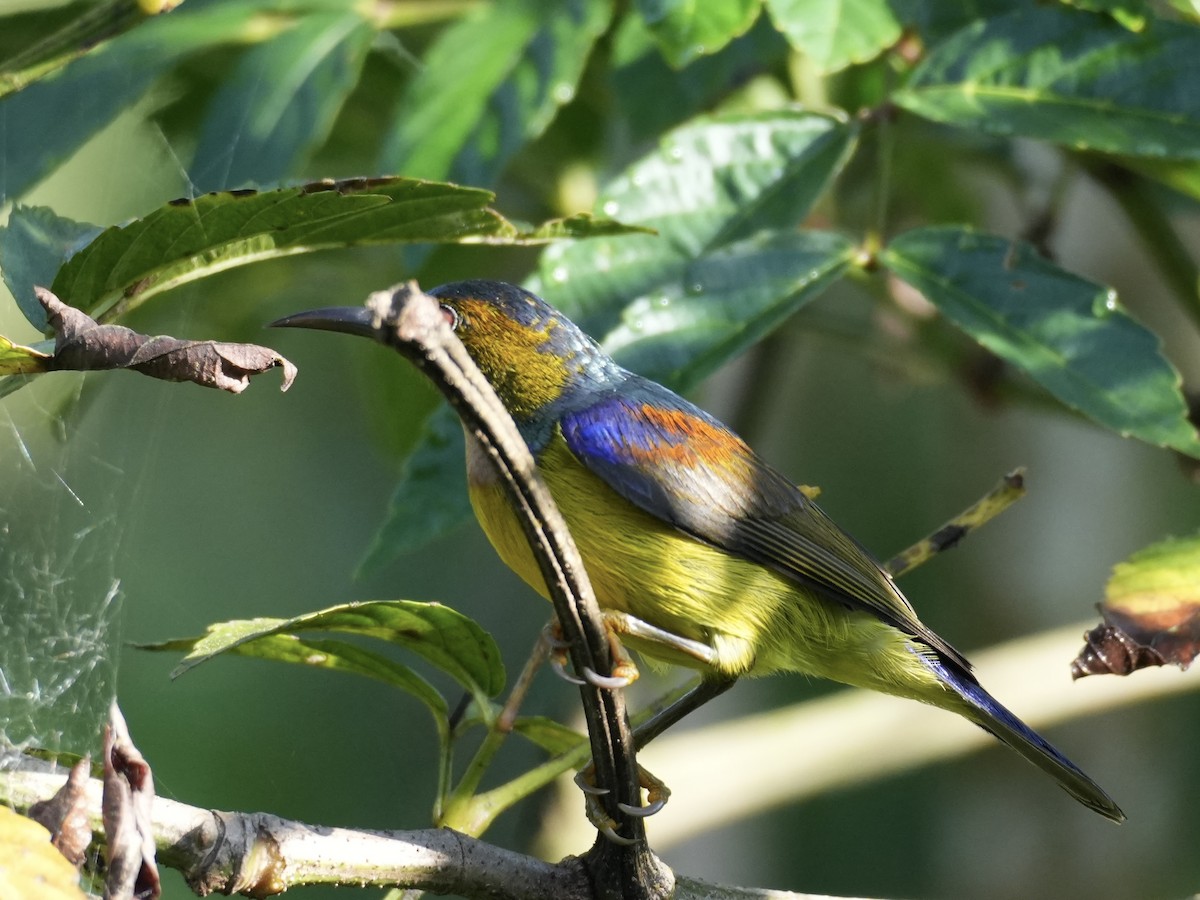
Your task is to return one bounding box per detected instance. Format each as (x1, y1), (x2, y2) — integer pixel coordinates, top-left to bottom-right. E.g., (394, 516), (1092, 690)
(364, 282), (670, 899)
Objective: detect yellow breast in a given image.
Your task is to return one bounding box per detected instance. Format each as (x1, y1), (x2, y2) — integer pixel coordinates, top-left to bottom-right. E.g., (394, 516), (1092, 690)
(464, 427), (940, 697)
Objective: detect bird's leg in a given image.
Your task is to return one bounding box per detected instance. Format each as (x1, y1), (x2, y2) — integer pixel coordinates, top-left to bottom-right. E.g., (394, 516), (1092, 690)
(575, 758), (672, 842)
(573, 677), (736, 830)
(601, 610), (722, 667)
(632, 676), (738, 750)
(570, 613), (739, 829)
(544, 613), (647, 689)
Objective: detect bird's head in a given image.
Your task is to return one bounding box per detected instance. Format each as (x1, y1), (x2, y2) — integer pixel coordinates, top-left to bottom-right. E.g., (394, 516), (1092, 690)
(273, 280), (609, 420)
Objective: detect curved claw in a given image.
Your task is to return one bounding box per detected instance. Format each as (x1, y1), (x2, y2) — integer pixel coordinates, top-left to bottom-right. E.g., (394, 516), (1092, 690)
(550, 656), (586, 685)
(599, 824), (637, 846)
(573, 771), (610, 796)
(582, 666), (636, 690)
(617, 796), (668, 818)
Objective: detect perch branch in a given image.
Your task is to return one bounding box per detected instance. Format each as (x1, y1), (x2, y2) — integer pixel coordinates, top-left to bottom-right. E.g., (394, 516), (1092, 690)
(360, 283), (669, 898)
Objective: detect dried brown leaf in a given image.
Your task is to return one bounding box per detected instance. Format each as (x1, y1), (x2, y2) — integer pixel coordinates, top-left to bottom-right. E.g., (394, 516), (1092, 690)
(102, 703), (160, 900)
(35, 287), (296, 393)
(1072, 532), (1200, 678)
(28, 757), (92, 866)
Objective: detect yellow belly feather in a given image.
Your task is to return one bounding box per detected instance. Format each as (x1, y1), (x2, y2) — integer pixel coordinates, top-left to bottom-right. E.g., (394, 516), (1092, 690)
(466, 429), (949, 704)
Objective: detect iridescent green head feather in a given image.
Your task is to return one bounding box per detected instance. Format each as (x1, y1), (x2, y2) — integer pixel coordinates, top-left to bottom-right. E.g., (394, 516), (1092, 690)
(428, 281), (607, 420)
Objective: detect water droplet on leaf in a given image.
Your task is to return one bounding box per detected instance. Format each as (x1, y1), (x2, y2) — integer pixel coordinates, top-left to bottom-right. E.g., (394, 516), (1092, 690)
(1094, 289), (1119, 317)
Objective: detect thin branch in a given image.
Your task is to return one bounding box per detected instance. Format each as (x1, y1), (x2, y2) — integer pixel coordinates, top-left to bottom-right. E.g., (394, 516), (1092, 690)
(884, 469), (1026, 578)
(0, 758), (848, 900)
(362, 283), (669, 898)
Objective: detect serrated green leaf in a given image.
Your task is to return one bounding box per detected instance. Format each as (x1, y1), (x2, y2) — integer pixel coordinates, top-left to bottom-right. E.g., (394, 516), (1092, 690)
(894, 7), (1200, 160)
(515, 213), (657, 243)
(147, 600), (505, 704)
(610, 13), (789, 141)
(1062, 0), (1150, 31)
(190, 11), (375, 192)
(887, 0), (1033, 46)
(0, 336), (51, 375)
(39, 179), (497, 321)
(138, 631), (450, 731)
(0, 205), (102, 328)
(765, 0), (901, 74)
(0, 0), (158, 97)
(883, 226), (1200, 458)
(368, 111), (860, 566)
(511, 716), (588, 755)
(1107, 532), (1200, 612)
(16, 178), (644, 326)
(0, 0), (266, 204)
(635, 0), (761, 67)
(379, 0), (610, 187)
(594, 230), (857, 387)
(222, 634), (448, 718)
(530, 111), (861, 384)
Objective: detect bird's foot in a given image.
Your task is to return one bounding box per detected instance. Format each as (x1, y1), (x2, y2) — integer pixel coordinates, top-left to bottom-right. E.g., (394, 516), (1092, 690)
(574, 761), (670, 843)
(544, 618), (640, 689)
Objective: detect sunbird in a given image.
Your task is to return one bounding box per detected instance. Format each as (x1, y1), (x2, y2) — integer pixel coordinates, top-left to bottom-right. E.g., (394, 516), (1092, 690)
(276, 279), (1124, 823)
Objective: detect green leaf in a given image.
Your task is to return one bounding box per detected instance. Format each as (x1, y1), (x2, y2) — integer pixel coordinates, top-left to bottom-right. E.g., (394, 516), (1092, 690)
(190, 11), (376, 192)
(378, 0), (610, 187)
(894, 7), (1200, 160)
(592, 230), (857, 387)
(0, 335), (51, 375)
(0, 0), (265, 204)
(1106, 532), (1200, 612)
(530, 110), (861, 387)
(359, 406), (470, 576)
(1116, 156), (1200, 201)
(516, 213), (658, 243)
(0, 0), (159, 97)
(887, 0), (1032, 46)
(511, 716), (588, 755)
(223, 634), (447, 717)
(1061, 0), (1150, 31)
(0, 205), (101, 329)
(634, 0), (762, 67)
(367, 110), (860, 568)
(146, 599), (505, 704)
(35, 177), (614, 323)
(765, 0), (901, 73)
(610, 13), (789, 141)
(883, 226), (1200, 458)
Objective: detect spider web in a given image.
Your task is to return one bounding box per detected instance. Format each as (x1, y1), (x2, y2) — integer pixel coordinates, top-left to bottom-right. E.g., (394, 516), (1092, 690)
(0, 382), (125, 754)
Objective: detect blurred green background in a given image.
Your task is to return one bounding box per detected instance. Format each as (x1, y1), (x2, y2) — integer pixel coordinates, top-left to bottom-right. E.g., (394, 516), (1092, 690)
(4, 2), (1200, 898)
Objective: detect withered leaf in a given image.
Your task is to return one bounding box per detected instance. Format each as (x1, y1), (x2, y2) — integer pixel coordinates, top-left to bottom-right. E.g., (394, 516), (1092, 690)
(28, 757), (92, 867)
(102, 703), (160, 900)
(1072, 532), (1200, 678)
(33, 287), (296, 393)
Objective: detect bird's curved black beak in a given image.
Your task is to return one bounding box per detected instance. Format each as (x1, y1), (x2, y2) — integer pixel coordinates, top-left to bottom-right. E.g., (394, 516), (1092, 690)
(269, 306), (378, 340)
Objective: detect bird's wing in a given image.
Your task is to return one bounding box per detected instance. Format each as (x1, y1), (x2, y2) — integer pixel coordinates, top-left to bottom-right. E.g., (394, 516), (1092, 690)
(559, 382), (971, 670)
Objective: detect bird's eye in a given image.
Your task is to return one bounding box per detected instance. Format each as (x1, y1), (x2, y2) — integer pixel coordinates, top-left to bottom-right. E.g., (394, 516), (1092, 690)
(440, 304), (460, 330)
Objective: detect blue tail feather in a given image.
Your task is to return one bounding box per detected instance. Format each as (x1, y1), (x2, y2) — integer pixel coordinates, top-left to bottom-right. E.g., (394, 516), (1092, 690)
(920, 654), (1125, 823)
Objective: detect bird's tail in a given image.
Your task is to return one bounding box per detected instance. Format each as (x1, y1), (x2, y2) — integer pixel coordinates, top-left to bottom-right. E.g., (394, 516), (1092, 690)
(921, 654), (1125, 823)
